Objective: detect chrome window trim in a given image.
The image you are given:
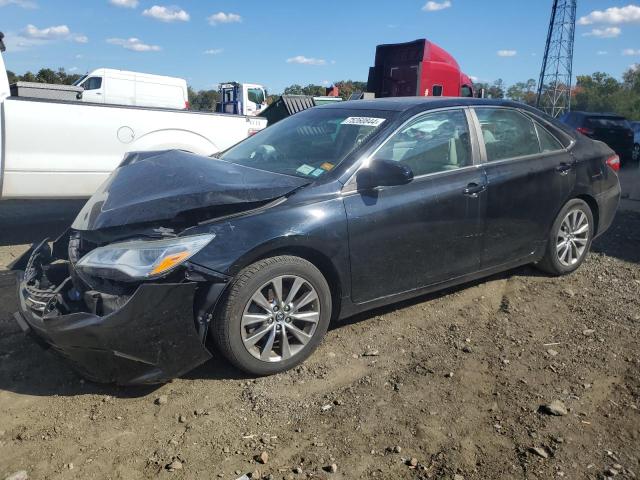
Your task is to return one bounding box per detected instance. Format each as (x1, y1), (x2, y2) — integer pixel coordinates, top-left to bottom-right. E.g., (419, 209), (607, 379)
(341, 106), (480, 193)
(341, 163), (484, 197)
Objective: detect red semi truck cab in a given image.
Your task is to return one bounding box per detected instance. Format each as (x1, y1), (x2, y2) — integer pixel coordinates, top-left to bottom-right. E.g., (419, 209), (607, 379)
(367, 39), (474, 99)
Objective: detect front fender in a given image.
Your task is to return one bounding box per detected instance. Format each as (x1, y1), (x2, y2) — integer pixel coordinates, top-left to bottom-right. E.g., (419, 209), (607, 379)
(186, 197), (350, 298)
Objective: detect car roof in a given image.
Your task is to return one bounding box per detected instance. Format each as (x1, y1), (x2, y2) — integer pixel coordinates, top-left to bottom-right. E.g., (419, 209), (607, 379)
(315, 97), (527, 112)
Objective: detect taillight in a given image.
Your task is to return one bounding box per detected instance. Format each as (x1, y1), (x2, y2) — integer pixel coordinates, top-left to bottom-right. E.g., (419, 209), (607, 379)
(576, 127), (593, 136)
(185, 101), (191, 110)
(605, 154), (620, 172)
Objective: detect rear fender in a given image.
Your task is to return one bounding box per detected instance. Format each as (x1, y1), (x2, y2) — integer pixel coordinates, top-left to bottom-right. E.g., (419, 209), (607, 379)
(132, 129), (219, 156)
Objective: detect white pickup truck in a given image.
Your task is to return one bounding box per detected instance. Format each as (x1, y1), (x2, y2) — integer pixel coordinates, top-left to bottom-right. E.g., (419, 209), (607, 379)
(0, 33), (267, 199)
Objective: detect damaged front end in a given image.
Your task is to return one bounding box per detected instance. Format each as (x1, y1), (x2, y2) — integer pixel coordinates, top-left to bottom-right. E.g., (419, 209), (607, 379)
(13, 232), (227, 385)
(13, 149), (307, 384)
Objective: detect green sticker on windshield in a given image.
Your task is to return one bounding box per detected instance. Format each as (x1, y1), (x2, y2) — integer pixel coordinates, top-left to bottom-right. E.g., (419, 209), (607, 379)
(310, 168), (324, 177)
(296, 164), (315, 175)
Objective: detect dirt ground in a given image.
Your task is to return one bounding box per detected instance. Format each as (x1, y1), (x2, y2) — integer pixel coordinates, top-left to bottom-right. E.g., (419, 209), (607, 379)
(1, 171), (639, 480)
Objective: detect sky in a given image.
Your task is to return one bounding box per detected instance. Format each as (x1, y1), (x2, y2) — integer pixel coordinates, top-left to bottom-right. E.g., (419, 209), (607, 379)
(1, 0), (639, 93)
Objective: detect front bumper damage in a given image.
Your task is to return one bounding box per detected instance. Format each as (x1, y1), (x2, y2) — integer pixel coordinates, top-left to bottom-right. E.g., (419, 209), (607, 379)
(14, 240), (215, 385)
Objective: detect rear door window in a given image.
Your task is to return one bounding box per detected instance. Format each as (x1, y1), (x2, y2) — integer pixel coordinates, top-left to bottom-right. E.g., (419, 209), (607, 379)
(475, 108), (540, 161)
(535, 123), (564, 152)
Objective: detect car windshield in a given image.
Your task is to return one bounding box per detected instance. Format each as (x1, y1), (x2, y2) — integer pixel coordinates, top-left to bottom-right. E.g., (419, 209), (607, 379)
(220, 108), (395, 179)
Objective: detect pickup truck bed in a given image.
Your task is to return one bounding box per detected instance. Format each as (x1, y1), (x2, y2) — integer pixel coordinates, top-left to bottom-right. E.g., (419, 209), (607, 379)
(0, 96), (266, 198)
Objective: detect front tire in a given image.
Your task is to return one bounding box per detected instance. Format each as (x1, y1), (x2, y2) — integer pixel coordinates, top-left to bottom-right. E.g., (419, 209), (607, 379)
(537, 199), (594, 276)
(211, 256), (332, 375)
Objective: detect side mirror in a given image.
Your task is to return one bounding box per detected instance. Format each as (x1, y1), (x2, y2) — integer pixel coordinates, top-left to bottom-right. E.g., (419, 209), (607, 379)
(356, 159), (413, 189)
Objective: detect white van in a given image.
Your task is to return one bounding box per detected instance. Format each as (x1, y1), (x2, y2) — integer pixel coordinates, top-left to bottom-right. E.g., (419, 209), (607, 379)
(74, 68), (189, 110)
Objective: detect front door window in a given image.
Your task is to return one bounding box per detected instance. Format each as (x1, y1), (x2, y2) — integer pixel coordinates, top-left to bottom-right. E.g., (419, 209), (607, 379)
(375, 109), (472, 176)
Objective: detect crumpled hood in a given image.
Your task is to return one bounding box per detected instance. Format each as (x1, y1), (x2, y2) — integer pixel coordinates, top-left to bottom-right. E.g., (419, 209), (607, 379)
(72, 150), (309, 231)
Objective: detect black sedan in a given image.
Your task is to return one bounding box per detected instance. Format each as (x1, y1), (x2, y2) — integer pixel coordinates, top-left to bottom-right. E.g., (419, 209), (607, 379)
(13, 98), (621, 384)
(559, 111), (635, 165)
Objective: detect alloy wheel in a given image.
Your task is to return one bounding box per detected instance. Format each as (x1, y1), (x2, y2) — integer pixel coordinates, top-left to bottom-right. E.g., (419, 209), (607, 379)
(556, 209), (590, 267)
(241, 275), (320, 362)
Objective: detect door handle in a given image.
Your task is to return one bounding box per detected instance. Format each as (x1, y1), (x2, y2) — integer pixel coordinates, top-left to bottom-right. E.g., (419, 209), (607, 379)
(463, 182), (486, 196)
(556, 162), (573, 175)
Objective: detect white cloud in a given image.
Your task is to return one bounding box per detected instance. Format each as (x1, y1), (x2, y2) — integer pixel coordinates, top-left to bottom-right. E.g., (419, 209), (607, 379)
(107, 37), (161, 52)
(422, 0), (451, 11)
(142, 5), (189, 22)
(19, 24), (88, 45)
(6, 24), (85, 50)
(597, 50), (609, 55)
(286, 55), (327, 66)
(0, 0), (37, 8)
(622, 48), (640, 56)
(582, 27), (621, 38)
(578, 5), (640, 25)
(203, 48), (223, 55)
(497, 49), (517, 57)
(23, 24), (70, 39)
(207, 12), (242, 25)
(69, 66), (78, 72)
(109, 0), (138, 8)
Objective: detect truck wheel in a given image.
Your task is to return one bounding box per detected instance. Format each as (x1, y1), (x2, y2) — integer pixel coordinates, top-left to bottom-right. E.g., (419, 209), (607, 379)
(536, 199), (594, 276)
(211, 256), (332, 375)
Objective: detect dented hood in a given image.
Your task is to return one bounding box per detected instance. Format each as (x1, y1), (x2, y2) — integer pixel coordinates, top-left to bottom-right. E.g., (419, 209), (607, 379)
(72, 150), (309, 231)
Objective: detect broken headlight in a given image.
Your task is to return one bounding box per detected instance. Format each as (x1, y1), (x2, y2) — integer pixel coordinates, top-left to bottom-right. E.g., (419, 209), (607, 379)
(75, 233), (215, 282)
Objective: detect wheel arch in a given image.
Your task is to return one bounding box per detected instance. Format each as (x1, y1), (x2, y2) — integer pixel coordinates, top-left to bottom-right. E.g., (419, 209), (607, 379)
(574, 193), (600, 235)
(230, 244), (344, 321)
(131, 128), (219, 156)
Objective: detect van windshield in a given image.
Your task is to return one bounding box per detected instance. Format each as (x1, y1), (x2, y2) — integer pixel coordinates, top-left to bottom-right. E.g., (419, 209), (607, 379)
(72, 75), (87, 86)
(219, 108), (395, 179)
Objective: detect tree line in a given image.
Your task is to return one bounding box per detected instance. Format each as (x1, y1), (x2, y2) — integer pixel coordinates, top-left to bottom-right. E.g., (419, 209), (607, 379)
(7, 67), (83, 86)
(7, 66), (640, 120)
(470, 65), (640, 120)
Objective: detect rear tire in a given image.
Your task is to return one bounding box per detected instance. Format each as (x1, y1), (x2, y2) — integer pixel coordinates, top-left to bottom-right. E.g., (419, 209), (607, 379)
(211, 256), (332, 375)
(536, 199), (594, 276)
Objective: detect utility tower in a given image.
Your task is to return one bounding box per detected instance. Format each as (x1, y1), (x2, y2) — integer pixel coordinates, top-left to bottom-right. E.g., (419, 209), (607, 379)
(536, 0), (577, 117)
